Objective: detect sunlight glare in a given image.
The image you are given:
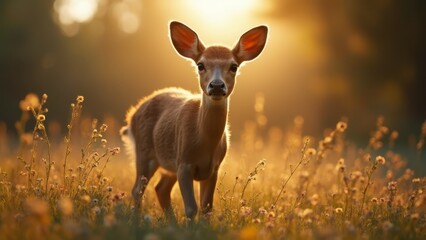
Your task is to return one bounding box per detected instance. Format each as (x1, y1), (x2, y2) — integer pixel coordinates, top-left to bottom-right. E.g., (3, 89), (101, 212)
(113, 0), (142, 34)
(55, 0), (99, 25)
(185, 0), (260, 25)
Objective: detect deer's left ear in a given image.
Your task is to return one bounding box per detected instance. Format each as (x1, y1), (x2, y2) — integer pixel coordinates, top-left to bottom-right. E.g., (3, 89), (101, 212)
(233, 26), (268, 64)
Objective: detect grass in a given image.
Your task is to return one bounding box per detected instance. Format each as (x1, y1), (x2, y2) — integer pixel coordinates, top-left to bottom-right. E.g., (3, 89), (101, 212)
(0, 93), (425, 239)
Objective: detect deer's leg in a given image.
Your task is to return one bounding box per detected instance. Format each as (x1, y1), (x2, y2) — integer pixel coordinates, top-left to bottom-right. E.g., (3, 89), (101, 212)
(200, 171), (218, 217)
(177, 164), (198, 220)
(155, 173), (177, 221)
(132, 147), (158, 210)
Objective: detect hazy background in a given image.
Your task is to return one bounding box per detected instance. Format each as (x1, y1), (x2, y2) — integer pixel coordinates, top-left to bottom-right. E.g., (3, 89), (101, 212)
(1, 0), (425, 147)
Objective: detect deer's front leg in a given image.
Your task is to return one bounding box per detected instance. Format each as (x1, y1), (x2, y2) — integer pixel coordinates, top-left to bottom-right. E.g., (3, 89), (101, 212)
(177, 163), (198, 220)
(200, 171), (218, 216)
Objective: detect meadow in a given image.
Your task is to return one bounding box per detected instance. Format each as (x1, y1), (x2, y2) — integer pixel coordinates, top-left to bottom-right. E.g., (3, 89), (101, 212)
(0, 93), (425, 240)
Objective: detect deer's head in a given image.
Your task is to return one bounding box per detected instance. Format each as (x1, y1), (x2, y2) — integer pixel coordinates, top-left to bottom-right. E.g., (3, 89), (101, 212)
(170, 21), (268, 101)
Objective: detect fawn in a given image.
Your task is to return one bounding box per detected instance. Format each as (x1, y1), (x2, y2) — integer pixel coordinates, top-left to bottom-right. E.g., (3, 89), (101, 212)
(121, 21), (268, 220)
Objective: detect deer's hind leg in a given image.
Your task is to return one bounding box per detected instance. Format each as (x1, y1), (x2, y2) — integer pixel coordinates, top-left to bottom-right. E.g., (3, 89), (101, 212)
(132, 145), (158, 210)
(155, 173), (177, 221)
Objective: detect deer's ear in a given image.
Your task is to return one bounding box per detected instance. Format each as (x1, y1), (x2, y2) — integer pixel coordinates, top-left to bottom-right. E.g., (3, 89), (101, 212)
(233, 26), (268, 63)
(169, 21), (205, 61)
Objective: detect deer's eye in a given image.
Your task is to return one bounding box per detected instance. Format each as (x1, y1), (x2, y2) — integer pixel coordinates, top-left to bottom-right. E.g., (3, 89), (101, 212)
(197, 63), (205, 72)
(230, 64), (238, 73)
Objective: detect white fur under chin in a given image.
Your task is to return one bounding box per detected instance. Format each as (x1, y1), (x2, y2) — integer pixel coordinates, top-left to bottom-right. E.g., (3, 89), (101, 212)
(120, 126), (136, 164)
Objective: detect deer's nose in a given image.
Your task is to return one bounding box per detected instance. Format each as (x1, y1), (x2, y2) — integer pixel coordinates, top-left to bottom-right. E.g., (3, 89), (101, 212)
(208, 80), (225, 90)
(207, 80), (227, 96)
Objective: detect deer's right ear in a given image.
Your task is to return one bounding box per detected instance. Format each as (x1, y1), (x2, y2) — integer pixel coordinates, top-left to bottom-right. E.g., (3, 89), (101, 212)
(169, 21), (205, 61)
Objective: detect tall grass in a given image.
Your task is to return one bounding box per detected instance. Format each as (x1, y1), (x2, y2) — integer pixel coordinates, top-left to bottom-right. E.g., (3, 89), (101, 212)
(0, 93), (425, 239)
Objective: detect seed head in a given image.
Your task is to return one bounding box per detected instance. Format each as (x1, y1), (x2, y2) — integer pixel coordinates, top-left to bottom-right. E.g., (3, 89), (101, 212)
(412, 178), (420, 184)
(335, 208), (343, 213)
(336, 121), (348, 132)
(306, 148), (317, 155)
(100, 124), (108, 133)
(76, 95), (84, 103)
(37, 114), (46, 122)
(376, 156), (386, 165)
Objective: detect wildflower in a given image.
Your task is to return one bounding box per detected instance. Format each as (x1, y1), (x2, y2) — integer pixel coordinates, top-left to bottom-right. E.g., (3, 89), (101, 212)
(252, 218), (261, 224)
(143, 214), (153, 223)
(299, 208), (313, 218)
(265, 222), (275, 229)
(100, 124), (108, 133)
(58, 197), (73, 216)
(104, 214), (116, 227)
(376, 156), (386, 165)
(306, 148), (317, 155)
(387, 181), (397, 191)
(268, 211), (276, 219)
(351, 171), (362, 180)
(37, 124), (45, 130)
(92, 206), (101, 215)
(258, 207), (267, 215)
(240, 206), (252, 217)
(112, 193), (125, 202)
(25, 198), (50, 225)
(92, 198), (99, 205)
(335, 208), (343, 213)
(412, 178), (421, 183)
(81, 195), (91, 203)
(106, 186), (113, 192)
(76, 95), (84, 103)
(299, 171), (310, 179)
(101, 139), (107, 145)
(336, 121), (348, 132)
(382, 221), (394, 231)
(371, 198), (378, 204)
(37, 114), (46, 122)
(390, 131), (399, 139)
(324, 136), (333, 144)
(410, 213), (419, 221)
(110, 147), (121, 155)
(19, 93), (40, 111)
(310, 194), (319, 206)
(380, 126), (389, 134)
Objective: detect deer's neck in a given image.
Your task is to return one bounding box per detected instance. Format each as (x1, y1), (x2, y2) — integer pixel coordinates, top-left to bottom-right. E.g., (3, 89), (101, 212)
(197, 95), (228, 147)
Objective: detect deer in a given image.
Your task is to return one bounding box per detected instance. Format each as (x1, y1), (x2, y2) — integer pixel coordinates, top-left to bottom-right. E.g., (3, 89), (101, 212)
(120, 21), (268, 221)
